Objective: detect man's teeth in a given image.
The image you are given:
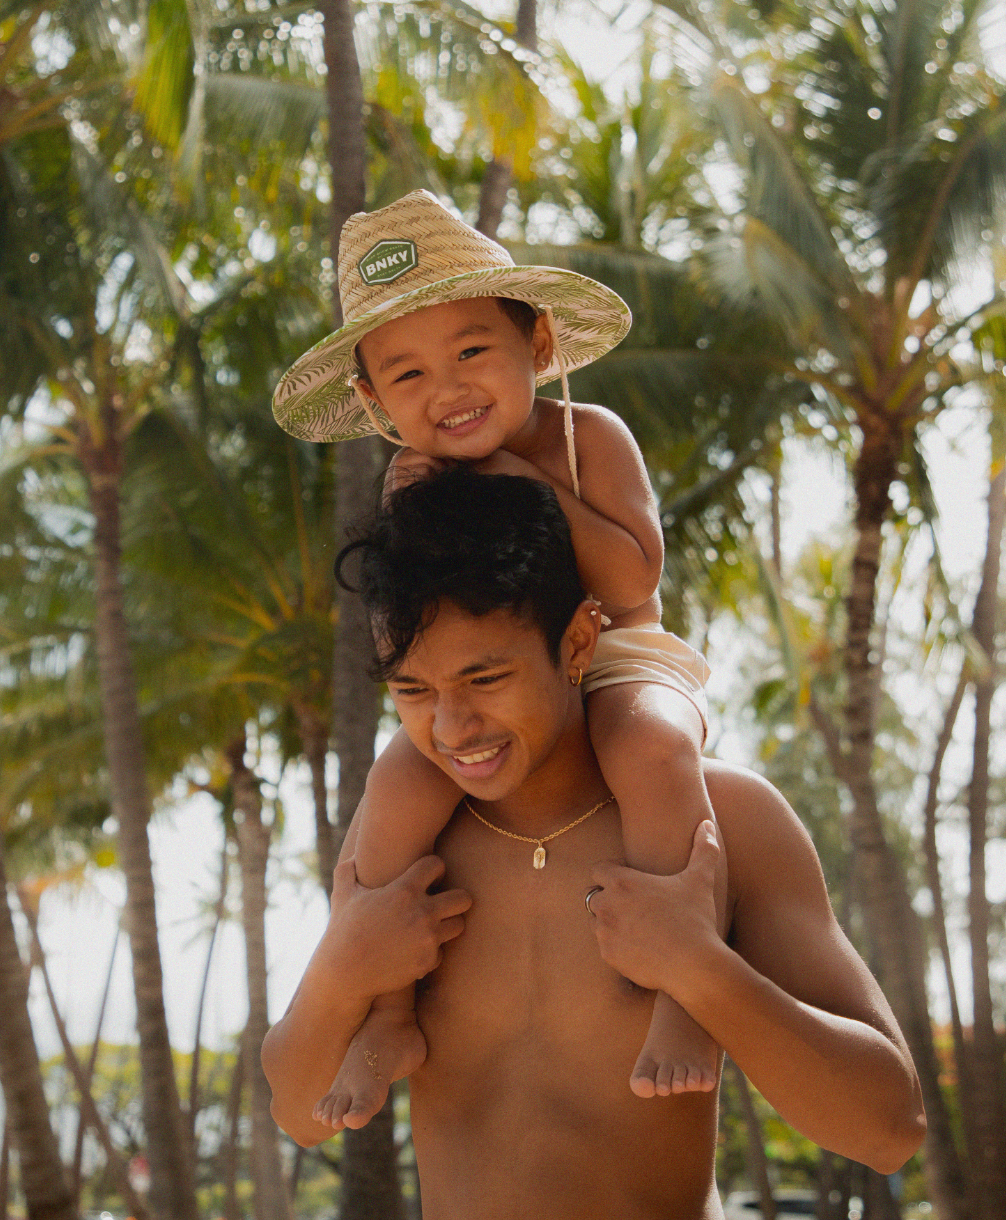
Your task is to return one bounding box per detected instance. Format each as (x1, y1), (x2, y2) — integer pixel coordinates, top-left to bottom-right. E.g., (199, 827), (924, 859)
(455, 745), (502, 765)
(440, 405), (488, 429)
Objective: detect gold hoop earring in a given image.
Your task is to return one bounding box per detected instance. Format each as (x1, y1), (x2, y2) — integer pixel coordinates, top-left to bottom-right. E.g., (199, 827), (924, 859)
(570, 667), (583, 687)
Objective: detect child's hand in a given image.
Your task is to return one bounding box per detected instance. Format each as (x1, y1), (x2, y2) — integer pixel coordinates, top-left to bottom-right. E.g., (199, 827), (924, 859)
(384, 449), (446, 498)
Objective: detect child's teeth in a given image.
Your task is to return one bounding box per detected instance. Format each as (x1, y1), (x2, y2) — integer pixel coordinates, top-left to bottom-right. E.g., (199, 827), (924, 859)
(442, 405), (488, 429)
(456, 745), (502, 764)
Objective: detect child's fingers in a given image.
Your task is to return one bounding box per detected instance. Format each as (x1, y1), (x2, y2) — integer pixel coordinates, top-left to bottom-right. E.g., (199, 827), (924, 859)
(402, 854), (447, 893)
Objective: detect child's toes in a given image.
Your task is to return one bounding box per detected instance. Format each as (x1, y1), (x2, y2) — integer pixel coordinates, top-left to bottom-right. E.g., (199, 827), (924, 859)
(654, 1062), (674, 1096)
(630, 1055), (658, 1098)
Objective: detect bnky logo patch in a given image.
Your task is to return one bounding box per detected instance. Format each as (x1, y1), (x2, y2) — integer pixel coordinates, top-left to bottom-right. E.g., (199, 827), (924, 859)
(358, 240), (418, 286)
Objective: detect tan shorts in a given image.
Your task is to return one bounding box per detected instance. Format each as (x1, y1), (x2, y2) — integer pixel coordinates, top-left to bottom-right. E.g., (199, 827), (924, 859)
(583, 623), (711, 741)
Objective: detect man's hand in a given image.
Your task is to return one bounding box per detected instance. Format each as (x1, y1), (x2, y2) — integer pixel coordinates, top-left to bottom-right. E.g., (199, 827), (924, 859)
(325, 855), (472, 1001)
(588, 821), (720, 995)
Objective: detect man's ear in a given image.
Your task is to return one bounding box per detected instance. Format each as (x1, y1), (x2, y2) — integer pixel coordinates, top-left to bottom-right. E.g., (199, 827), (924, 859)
(563, 600), (602, 683)
(532, 312), (554, 372)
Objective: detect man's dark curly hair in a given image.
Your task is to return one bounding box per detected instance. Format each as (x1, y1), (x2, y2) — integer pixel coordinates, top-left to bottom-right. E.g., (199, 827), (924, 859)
(335, 465), (586, 681)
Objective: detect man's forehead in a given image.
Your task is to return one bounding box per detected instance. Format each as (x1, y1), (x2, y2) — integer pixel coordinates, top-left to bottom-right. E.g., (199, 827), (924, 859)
(382, 603), (545, 680)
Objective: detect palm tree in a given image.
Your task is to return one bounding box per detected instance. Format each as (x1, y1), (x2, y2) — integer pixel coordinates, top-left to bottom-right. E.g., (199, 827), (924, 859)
(0, 107), (200, 1217)
(658, 2), (1006, 1212)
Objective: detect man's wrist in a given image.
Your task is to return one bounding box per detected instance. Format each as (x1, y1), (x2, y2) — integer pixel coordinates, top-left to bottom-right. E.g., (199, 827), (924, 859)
(658, 931), (736, 1008)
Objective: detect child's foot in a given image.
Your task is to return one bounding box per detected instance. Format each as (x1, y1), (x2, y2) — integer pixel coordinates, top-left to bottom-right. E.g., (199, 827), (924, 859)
(313, 1008), (427, 1131)
(630, 992), (718, 1097)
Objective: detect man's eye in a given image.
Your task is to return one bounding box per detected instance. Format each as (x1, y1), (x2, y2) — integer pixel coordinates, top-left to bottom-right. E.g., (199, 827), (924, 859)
(393, 685), (427, 696)
(459, 346), (487, 361)
(471, 672), (509, 686)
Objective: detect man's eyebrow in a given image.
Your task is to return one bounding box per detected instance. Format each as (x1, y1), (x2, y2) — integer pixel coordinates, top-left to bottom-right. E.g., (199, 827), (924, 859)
(388, 654), (513, 684)
(377, 325), (494, 374)
(454, 654), (512, 679)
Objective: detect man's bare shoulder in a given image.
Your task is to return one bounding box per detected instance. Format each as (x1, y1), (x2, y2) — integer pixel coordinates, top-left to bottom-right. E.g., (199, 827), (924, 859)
(700, 759), (833, 920)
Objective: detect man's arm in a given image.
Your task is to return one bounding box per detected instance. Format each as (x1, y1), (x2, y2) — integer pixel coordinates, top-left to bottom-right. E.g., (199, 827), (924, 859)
(262, 853), (471, 1147)
(588, 761), (926, 1174)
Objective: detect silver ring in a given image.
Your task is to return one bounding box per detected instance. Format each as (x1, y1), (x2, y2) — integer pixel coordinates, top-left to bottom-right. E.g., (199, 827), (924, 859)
(584, 885), (603, 916)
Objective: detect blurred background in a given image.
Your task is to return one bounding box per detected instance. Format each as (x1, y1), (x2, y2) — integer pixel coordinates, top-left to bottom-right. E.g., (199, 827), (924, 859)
(1, 0), (1005, 1216)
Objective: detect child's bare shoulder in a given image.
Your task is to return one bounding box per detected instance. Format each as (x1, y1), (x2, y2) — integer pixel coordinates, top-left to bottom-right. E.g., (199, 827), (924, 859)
(534, 397), (644, 466)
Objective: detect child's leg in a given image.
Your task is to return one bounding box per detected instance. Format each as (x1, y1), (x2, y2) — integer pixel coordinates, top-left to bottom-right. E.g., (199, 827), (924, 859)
(314, 727), (462, 1131)
(587, 682), (728, 1098)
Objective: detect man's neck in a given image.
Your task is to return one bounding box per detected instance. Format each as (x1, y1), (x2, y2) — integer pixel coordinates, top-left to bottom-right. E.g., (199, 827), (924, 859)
(480, 706), (610, 838)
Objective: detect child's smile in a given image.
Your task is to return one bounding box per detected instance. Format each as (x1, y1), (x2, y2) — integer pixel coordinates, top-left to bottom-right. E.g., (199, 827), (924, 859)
(355, 297), (552, 459)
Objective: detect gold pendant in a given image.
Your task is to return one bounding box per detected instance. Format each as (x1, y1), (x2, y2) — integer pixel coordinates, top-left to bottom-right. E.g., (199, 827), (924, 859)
(533, 844), (546, 869)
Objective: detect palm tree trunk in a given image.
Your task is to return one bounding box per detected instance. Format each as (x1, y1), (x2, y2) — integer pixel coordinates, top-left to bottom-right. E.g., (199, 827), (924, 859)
(476, 0), (535, 240)
(0, 842), (77, 1220)
(964, 457), (1006, 1220)
(321, 2), (403, 1212)
(921, 670), (977, 1210)
(72, 924), (121, 1201)
(227, 736), (293, 1220)
(81, 399), (198, 1220)
(295, 706), (336, 899)
(476, 158), (512, 240)
(841, 408), (967, 1220)
(726, 1060), (775, 1220)
(18, 895), (148, 1220)
(1, 1120), (9, 1220)
(189, 832), (228, 1143)
(222, 1046), (244, 1220)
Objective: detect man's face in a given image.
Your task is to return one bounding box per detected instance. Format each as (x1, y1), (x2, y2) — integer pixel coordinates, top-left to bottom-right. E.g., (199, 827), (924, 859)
(384, 601), (578, 802)
(356, 298), (551, 460)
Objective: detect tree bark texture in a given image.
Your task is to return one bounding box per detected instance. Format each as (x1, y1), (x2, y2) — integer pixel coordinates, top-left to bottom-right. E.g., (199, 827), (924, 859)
(19, 897), (148, 1220)
(228, 737), (294, 1220)
(476, 157), (512, 240)
(727, 1060), (776, 1220)
(72, 926), (120, 1200)
(82, 401), (198, 1220)
(340, 1096), (404, 1220)
(842, 408), (967, 1220)
(296, 706), (337, 900)
(322, 3), (404, 1212)
(0, 847), (77, 1220)
(965, 458), (1006, 1220)
(189, 833), (228, 1144)
(222, 1047), (245, 1220)
(921, 671), (977, 1212)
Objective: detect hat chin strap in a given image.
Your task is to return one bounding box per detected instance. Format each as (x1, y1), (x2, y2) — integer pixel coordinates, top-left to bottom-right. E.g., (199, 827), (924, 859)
(543, 306), (579, 500)
(349, 376), (406, 447)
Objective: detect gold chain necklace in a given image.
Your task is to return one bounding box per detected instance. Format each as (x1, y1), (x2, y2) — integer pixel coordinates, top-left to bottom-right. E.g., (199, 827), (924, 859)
(463, 794), (614, 870)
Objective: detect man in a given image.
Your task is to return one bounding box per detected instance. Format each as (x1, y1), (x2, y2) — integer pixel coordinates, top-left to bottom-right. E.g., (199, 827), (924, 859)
(263, 467), (925, 1219)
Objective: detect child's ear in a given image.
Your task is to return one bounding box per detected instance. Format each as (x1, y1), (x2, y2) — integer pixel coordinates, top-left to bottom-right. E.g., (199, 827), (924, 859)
(532, 312), (553, 371)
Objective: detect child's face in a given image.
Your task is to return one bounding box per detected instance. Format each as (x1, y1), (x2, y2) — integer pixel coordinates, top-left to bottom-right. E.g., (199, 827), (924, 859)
(356, 297), (552, 459)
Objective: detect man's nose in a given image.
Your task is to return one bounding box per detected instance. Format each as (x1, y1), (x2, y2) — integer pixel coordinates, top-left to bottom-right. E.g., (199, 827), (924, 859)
(432, 690), (480, 748)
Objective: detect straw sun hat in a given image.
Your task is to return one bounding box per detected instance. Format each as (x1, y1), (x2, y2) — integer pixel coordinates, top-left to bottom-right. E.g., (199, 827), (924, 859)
(271, 190), (632, 447)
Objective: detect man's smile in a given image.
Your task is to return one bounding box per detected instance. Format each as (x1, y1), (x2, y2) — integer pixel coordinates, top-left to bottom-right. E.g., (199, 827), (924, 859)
(440, 738), (512, 779)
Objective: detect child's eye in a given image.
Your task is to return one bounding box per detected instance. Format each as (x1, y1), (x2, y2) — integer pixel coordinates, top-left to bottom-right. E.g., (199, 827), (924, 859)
(459, 346), (487, 361)
(394, 368), (422, 383)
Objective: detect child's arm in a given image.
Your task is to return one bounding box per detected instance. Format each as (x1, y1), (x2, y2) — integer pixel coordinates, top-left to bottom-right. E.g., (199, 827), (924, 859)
(481, 406), (664, 618)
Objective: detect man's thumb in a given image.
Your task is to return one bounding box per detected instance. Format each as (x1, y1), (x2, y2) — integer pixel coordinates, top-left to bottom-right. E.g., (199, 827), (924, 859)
(689, 820), (719, 871)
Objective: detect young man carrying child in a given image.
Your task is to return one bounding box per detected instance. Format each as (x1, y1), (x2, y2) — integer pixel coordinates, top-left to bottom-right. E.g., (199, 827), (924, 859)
(261, 467), (924, 1218)
(272, 189), (725, 1129)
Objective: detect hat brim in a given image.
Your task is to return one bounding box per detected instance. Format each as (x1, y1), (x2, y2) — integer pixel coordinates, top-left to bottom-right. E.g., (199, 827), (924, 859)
(272, 265), (632, 442)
